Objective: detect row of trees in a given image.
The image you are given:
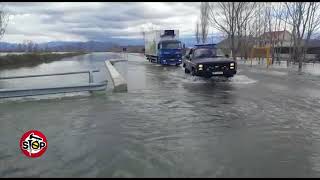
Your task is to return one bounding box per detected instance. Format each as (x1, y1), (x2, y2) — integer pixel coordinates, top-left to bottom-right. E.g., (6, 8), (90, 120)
(15, 40), (44, 52)
(1, 41), (106, 52)
(196, 2), (320, 71)
(195, 2), (209, 44)
(0, 5), (8, 43)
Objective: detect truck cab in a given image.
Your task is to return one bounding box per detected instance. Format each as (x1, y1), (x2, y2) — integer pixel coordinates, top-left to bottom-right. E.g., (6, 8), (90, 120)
(157, 40), (183, 66)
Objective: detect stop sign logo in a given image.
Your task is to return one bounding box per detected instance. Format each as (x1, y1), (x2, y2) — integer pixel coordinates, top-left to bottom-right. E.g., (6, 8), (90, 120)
(20, 130), (48, 158)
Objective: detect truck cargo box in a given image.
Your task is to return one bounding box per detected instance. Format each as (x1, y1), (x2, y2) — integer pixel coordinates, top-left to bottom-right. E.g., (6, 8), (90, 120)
(144, 30), (180, 57)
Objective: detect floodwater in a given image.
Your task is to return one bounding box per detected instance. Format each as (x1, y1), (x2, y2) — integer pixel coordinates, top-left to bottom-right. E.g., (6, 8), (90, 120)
(1, 53), (320, 177)
(0, 52), (75, 56)
(239, 58), (320, 76)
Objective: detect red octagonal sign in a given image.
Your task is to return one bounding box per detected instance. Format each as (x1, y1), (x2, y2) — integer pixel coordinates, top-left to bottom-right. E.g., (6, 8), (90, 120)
(20, 130), (48, 158)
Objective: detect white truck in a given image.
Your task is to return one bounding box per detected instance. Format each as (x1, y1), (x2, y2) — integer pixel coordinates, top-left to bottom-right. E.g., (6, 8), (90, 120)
(144, 30), (183, 66)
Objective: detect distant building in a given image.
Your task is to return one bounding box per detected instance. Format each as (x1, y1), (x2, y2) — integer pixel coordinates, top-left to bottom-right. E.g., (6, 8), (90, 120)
(217, 36), (256, 58)
(216, 30), (320, 61)
(260, 30), (320, 61)
(259, 30), (293, 47)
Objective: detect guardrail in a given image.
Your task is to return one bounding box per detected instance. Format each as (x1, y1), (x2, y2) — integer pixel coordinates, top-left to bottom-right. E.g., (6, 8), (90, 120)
(0, 69), (107, 98)
(0, 69), (99, 83)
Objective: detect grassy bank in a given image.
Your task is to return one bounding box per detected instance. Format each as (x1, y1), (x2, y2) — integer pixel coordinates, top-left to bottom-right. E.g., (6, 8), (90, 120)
(0, 52), (87, 69)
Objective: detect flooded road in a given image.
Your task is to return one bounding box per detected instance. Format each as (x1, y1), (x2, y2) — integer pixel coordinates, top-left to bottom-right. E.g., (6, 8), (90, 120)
(1, 53), (320, 177)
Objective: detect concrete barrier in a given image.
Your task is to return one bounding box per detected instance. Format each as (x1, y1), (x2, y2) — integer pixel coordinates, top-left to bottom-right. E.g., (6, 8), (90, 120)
(105, 60), (127, 92)
(109, 58), (128, 64)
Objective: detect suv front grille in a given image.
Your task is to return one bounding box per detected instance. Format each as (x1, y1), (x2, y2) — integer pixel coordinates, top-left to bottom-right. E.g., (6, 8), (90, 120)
(206, 63), (230, 71)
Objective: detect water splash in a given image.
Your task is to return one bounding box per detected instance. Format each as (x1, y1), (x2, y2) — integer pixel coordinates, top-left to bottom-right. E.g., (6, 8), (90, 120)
(229, 75), (257, 85)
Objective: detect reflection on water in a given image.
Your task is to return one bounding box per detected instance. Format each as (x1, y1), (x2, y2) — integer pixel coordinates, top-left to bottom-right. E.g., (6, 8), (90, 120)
(239, 59), (320, 76)
(0, 52), (77, 56)
(0, 52), (110, 89)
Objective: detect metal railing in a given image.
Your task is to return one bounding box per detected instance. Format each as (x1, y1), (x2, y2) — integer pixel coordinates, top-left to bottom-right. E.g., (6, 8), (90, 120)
(0, 69), (107, 98)
(0, 69), (100, 83)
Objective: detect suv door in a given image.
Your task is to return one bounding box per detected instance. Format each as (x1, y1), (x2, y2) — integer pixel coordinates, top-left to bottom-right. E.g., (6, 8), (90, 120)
(186, 49), (194, 70)
(183, 48), (191, 68)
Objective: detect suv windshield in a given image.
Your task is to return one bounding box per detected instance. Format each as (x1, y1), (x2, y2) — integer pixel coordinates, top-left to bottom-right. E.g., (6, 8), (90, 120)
(193, 48), (217, 58)
(161, 42), (181, 49)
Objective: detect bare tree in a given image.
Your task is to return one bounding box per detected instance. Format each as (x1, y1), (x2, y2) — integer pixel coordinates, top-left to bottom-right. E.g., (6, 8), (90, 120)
(303, 3), (320, 62)
(271, 3), (291, 65)
(25, 40), (34, 53)
(263, 2), (290, 65)
(17, 43), (22, 52)
(249, 3), (292, 66)
(33, 43), (39, 52)
(195, 20), (200, 44)
(200, 2), (209, 44)
(249, 3), (266, 63)
(239, 3), (258, 59)
(22, 40), (28, 52)
(0, 4), (8, 41)
(261, 3), (292, 66)
(140, 26), (147, 44)
(208, 2), (237, 59)
(265, 3), (275, 63)
(44, 44), (49, 52)
(263, 2), (280, 64)
(0, 4), (8, 53)
(285, 2), (320, 71)
(208, 2), (257, 60)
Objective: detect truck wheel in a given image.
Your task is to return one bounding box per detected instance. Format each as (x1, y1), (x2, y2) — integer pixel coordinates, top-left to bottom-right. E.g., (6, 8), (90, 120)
(184, 68), (190, 74)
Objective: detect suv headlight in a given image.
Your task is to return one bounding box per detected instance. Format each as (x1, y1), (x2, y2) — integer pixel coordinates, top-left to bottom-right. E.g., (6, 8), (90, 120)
(198, 64), (203, 70)
(230, 63), (235, 66)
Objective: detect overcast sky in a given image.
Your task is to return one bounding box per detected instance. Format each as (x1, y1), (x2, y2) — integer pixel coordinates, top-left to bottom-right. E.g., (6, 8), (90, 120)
(1, 2), (217, 43)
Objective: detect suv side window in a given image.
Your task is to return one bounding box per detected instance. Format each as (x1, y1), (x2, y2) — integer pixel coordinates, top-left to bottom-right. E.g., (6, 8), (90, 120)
(189, 49), (194, 61)
(185, 49), (190, 56)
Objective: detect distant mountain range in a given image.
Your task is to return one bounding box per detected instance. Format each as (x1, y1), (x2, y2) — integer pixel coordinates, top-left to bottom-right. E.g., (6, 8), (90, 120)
(0, 41), (120, 52)
(0, 36), (223, 52)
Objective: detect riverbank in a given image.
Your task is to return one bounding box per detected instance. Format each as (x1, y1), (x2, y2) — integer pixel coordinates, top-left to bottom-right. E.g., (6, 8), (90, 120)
(0, 52), (87, 69)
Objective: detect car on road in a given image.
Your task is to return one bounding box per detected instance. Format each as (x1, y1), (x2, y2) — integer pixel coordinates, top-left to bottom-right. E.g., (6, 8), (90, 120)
(183, 44), (237, 78)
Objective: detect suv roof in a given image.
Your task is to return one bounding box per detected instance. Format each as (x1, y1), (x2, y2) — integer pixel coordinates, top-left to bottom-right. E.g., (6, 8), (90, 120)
(159, 40), (181, 43)
(194, 44), (217, 49)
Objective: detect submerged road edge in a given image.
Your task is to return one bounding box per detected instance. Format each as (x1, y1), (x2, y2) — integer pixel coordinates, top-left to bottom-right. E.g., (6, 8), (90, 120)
(105, 60), (128, 92)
